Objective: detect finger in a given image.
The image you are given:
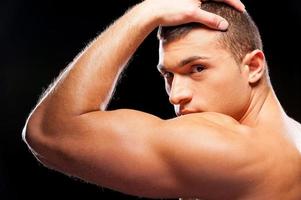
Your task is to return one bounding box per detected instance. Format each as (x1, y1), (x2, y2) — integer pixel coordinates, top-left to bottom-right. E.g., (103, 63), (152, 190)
(213, 0), (245, 12)
(194, 9), (229, 30)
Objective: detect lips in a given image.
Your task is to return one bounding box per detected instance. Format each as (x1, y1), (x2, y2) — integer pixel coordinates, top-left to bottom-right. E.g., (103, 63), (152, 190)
(175, 105), (203, 116)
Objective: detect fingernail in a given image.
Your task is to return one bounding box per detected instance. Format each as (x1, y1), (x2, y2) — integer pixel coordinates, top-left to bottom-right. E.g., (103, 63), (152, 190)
(218, 20), (229, 30)
(236, 0), (246, 12)
(241, 4), (246, 12)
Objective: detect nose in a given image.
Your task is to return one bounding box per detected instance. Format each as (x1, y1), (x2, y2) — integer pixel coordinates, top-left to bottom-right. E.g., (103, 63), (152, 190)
(168, 75), (192, 105)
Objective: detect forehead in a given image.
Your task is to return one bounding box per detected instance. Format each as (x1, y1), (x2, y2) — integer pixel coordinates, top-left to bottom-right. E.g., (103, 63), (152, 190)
(159, 28), (228, 66)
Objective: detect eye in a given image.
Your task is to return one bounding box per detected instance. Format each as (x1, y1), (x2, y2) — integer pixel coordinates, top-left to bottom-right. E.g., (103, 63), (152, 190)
(161, 71), (174, 79)
(191, 65), (205, 73)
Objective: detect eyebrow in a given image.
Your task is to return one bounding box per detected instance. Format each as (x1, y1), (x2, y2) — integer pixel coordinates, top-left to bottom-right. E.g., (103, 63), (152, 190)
(157, 56), (209, 71)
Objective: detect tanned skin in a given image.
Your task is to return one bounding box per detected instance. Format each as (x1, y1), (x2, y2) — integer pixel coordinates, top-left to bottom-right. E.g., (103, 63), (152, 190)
(23, 0), (301, 199)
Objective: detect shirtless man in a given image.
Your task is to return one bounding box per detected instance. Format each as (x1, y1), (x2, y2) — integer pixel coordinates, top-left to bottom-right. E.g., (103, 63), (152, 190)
(22, 0), (301, 199)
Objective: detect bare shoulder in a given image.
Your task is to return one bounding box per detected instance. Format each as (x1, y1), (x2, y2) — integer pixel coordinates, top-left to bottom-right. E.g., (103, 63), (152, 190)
(289, 117), (301, 131)
(27, 108), (266, 198)
(286, 117), (301, 153)
(164, 111), (252, 136)
(156, 111), (257, 165)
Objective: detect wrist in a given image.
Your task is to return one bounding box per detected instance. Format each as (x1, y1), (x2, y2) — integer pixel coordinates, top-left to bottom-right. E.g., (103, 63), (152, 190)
(133, 1), (161, 31)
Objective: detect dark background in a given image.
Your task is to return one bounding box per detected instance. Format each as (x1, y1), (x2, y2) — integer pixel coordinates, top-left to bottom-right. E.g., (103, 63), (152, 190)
(1, 0), (301, 199)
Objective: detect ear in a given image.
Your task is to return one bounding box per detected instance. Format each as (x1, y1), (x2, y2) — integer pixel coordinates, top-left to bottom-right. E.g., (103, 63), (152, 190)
(241, 50), (266, 84)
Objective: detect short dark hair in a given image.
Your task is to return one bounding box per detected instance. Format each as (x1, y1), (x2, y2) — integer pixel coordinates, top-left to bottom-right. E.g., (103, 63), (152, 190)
(157, 2), (263, 64)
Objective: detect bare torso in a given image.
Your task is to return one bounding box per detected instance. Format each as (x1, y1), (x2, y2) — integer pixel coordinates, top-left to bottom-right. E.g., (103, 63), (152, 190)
(180, 112), (301, 200)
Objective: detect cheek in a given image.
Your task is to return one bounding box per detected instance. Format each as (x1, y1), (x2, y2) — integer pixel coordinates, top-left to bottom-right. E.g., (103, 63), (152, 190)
(201, 70), (250, 110)
(211, 67), (247, 92)
(220, 74), (248, 101)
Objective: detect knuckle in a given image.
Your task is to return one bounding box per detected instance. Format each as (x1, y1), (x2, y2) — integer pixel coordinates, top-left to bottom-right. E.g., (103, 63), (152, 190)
(184, 6), (198, 19)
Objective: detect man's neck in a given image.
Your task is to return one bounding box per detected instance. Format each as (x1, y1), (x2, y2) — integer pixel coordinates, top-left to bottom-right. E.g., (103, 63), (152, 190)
(239, 82), (285, 127)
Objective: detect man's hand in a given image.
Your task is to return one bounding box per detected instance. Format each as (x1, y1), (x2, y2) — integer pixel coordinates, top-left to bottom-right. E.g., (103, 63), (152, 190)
(142, 0), (245, 30)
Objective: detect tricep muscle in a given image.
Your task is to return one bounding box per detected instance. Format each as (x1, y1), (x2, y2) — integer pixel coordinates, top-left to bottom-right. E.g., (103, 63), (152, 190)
(27, 109), (261, 198)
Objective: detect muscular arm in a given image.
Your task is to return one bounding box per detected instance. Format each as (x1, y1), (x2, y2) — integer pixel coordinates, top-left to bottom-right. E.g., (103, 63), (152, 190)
(22, 0), (263, 199)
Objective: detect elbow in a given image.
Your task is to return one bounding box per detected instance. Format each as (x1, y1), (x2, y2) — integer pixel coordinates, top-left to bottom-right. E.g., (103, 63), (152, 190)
(22, 105), (58, 165)
(22, 108), (46, 157)
(22, 107), (74, 172)
(22, 109), (57, 170)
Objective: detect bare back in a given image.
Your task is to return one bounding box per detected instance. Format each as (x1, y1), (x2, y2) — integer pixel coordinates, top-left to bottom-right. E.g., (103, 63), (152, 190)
(181, 110), (301, 200)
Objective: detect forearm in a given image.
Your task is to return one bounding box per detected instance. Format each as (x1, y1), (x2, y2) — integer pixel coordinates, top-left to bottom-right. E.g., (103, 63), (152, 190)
(25, 0), (241, 129)
(35, 3), (157, 120)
